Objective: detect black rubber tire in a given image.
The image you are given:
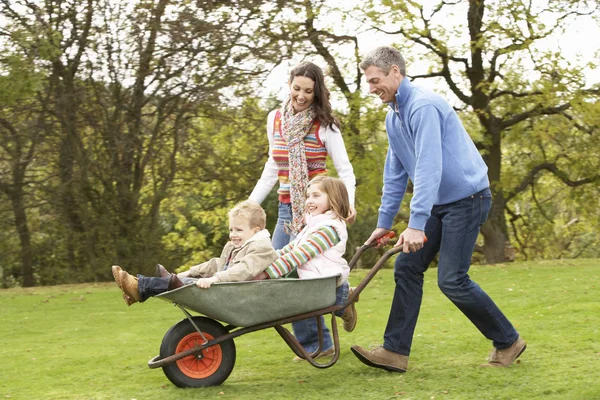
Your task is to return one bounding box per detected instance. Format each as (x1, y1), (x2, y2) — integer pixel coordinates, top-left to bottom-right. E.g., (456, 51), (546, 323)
(159, 316), (236, 388)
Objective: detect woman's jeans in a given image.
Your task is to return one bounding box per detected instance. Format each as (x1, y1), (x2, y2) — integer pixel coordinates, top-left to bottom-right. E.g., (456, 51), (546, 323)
(383, 188), (519, 355)
(271, 202), (293, 251)
(272, 202), (338, 352)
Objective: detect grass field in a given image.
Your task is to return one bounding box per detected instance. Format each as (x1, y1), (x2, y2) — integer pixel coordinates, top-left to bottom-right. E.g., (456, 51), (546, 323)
(1, 258), (599, 400)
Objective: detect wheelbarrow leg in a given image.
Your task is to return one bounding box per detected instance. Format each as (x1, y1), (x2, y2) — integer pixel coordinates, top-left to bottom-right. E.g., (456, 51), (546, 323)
(273, 312), (340, 368)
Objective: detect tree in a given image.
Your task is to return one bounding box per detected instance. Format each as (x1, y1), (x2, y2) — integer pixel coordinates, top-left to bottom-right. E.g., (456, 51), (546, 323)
(0, 47), (49, 286)
(0, 0), (289, 284)
(358, 0), (600, 262)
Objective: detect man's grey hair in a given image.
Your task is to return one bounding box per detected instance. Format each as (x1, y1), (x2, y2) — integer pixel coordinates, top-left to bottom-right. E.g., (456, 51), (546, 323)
(359, 46), (406, 76)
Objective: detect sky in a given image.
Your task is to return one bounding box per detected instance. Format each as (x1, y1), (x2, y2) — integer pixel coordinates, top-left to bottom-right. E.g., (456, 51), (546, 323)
(261, 1), (600, 108)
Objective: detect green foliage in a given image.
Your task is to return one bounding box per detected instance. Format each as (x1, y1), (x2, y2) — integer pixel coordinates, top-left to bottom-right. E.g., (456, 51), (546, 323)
(1, 260), (599, 399)
(502, 97), (600, 259)
(1, 0), (600, 286)
(0, 0), (287, 285)
(158, 99), (274, 270)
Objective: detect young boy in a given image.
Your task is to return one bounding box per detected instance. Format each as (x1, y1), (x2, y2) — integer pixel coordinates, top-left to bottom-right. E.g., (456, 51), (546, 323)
(112, 200), (278, 305)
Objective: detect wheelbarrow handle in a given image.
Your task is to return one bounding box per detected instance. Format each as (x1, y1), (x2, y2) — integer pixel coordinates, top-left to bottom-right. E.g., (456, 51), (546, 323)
(348, 232), (428, 271)
(348, 232), (395, 270)
(345, 232), (428, 305)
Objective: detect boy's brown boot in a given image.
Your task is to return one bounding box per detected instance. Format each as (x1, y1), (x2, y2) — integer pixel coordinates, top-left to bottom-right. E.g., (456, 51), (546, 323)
(111, 265), (124, 289)
(168, 274), (185, 291)
(482, 336), (526, 367)
(155, 264), (170, 278)
(116, 270), (141, 306)
(350, 345), (408, 372)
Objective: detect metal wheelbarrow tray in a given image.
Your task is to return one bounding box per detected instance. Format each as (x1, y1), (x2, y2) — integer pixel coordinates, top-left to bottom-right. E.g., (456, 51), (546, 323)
(154, 276), (338, 327)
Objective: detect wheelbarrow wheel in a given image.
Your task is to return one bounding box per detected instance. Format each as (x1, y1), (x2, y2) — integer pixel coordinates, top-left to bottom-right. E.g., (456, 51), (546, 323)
(159, 316), (236, 388)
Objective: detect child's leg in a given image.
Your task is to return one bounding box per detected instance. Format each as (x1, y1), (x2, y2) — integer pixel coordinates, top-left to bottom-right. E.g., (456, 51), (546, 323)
(290, 282), (351, 356)
(292, 317), (333, 353)
(334, 282), (350, 317)
(136, 275), (171, 301)
(180, 277), (197, 285)
(337, 282), (358, 332)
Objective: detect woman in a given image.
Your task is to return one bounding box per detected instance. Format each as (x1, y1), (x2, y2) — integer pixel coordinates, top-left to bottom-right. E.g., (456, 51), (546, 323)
(249, 61), (356, 358)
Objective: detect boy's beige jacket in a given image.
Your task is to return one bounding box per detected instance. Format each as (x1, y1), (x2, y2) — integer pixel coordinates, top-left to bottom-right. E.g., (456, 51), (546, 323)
(188, 229), (277, 283)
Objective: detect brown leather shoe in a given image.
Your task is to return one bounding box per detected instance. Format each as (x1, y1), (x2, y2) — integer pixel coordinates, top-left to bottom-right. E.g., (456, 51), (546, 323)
(482, 336), (526, 367)
(341, 287), (358, 332)
(168, 274), (185, 291)
(155, 264), (170, 278)
(111, 265), (123, 289)
(351, 345), (408, 372)
(118, 270), (141, 305)
(122, 292), (135, 306)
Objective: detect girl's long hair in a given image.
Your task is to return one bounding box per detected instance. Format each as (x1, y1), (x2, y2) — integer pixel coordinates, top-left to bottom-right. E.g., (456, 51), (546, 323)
(289, 61), (340, 130)
(307, 176), (350, 221)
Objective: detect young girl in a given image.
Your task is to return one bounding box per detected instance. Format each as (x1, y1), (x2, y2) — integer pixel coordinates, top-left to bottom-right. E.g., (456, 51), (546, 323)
(255, 176), (358, 359)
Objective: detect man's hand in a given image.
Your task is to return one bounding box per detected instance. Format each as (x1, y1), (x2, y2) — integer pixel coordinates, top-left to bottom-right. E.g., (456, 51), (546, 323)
(346, 206), (357, 224)
(195, 277), (218, 289)
(364, 228), (392, 248)
(395, 228), (427, 253)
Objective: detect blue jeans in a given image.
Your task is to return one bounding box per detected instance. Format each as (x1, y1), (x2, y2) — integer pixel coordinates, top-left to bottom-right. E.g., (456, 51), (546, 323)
(137, 275), (196, 302)
(137, 275), (169, 302)
(383, 188), (519, 355)
(272, 202), (293, 251)
(271, 202), (336, 352)
(291, 283), (349, 353)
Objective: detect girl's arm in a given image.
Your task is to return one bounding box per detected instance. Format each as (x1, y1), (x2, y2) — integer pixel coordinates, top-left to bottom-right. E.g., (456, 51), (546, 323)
(263, 225), (341, 279)
(250, 241), (295, 280)
(276, 242), (294, 256)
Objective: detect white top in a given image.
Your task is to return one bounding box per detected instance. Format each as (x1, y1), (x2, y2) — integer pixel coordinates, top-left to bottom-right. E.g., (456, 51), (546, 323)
(293, 211), (350, 286)
(249, 109), (356, 206)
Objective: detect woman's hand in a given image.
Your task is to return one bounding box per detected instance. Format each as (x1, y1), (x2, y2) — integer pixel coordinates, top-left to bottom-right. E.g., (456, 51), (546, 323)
(346, 206), (357, 224)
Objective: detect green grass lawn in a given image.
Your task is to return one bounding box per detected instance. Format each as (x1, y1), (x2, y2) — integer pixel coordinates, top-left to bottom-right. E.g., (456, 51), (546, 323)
(1, 259), (599, 400)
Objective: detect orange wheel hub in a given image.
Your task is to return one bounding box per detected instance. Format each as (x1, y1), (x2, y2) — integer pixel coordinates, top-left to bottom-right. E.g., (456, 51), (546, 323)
(175, 332), (223, 379)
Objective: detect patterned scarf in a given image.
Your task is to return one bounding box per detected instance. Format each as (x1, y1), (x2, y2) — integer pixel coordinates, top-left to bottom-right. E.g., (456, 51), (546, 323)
(280, 97), (316, 235)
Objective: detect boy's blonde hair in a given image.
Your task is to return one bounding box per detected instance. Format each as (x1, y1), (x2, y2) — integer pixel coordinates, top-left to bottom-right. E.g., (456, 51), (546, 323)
(307, 176), (351, 220)
(228, 200), (267, 230)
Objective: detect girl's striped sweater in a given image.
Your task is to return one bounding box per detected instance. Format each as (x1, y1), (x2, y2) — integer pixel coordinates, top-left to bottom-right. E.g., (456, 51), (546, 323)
(264, 225), (340, 278)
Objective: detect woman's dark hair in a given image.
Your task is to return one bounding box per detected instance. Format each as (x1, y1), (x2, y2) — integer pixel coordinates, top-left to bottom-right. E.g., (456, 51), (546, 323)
(289, 61), (340, 130)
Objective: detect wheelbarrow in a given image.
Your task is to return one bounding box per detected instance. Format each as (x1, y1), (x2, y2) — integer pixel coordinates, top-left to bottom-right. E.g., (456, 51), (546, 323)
(147, 234), (401, 388)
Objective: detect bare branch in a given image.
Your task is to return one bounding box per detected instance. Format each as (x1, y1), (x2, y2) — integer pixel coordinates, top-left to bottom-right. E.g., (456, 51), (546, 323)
(501, 103), (570, 129)
(490, 89), (543, 100)
(410, 72), (445, 80)
(506, 162), (600, 202)
(303, 0), (356, 97)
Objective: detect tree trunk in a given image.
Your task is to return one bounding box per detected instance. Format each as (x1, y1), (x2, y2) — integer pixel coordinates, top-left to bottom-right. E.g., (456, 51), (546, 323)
(481, 188), (509, 263)
(10, 187), (34, 287)
(481, 122), (510, 263)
